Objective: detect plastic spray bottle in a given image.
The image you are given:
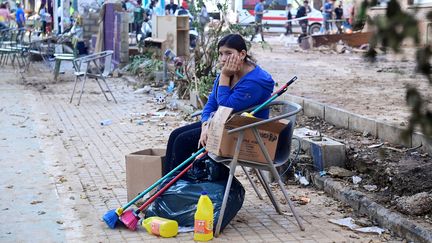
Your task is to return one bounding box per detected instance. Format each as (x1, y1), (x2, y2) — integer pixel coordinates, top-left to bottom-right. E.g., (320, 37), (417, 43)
(194, 191), (214, 241)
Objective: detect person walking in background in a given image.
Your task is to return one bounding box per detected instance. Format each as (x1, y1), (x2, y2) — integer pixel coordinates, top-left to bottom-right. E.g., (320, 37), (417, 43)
(296, 0), (310, 35)
(322, 0), (334, 33)
(165, 0), (178, 15)
(134, 0), (145, 38)
(285, 3), (292, 36)
(250, 0), (265, 42)
(56, 3), (63, 34)
(39, 4), (47, 36)
(199, 3), (209, 28)
(0, 3), (11, 29)
(125, 0), (136, 33)
(15, 2), (25, 28)
(334, 1), (343, 33)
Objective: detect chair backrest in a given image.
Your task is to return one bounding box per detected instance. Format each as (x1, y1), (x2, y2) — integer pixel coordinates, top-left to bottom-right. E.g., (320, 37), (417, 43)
(73, 50), (114, 75)
(270, 101), (302, 165)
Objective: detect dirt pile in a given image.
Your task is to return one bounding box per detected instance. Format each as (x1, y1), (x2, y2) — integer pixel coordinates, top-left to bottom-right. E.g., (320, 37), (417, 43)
(294, 114), (432, 220)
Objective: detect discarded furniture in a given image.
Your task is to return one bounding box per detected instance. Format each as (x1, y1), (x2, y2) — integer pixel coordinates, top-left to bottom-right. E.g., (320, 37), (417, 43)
(152, 16), (189, 56)
(25, 36), (56, 71)
(70, 50), (117, 105)
(208, 100), (305, 236)
(311, 31), (372, 48)
(0, 27), (28, 68)
(53, 37), (79, 81)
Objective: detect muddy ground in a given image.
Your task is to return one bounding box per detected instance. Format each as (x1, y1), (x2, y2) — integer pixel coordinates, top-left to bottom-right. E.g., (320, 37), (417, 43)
(253, 36), (432, 127)
(250, 37), (432, 226)
(20, 36), (432, 230)
(295, 114), (432, 228)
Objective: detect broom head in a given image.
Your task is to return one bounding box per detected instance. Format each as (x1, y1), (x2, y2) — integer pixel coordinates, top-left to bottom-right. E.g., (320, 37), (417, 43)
(103, 209), (120, 229)
(120, 210), (139, 231)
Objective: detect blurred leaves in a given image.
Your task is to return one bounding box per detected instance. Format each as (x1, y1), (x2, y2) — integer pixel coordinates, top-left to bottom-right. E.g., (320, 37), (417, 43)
(362, 0), (432, 140)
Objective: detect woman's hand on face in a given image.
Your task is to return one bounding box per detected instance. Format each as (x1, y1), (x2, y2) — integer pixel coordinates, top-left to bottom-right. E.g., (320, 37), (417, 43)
(221, 54), (241, 78)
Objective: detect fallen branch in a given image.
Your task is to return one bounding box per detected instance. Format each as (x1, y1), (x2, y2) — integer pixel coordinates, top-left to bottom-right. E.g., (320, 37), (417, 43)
(383, 144), (422, 153)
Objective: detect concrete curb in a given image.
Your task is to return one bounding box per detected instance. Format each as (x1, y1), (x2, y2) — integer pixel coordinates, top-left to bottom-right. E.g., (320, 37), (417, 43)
(312, 174), (432, 243)
(282, 94), (432, 154)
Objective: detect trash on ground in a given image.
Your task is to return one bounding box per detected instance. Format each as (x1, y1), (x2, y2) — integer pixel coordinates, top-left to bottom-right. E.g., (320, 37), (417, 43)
(368, 143), (384, 149)
(396, 192), (432, 215)
(100, 119), (112, 126)
(353, 226), (385, 234)
(363, 185), (378, 191)
(327, 166), (354, 178)
(329, 217), (385, 235)
(352, 176), (362, 185)
(134, 85), (152, 94)
(295, 173), (310, 186)
(154, 93), (166, 104)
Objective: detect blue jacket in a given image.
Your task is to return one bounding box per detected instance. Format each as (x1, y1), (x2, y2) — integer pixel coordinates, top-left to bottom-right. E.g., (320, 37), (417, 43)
(201, 65), (274, 122)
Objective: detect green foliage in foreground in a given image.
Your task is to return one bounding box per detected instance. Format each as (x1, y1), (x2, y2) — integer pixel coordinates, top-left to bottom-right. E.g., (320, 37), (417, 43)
(361, 0), (432, 140)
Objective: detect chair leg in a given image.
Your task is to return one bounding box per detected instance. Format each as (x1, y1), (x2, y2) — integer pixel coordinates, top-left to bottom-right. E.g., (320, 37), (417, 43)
(256, 169), (283, 214)
(95, 77), (110, 101)
(53, 59), (61, 81)
(100, 76), (117, 103)
(251, 128), (305, 231)
(70, 75), (80, 103)
(77, 75), (88, 106)
(241, 166), (263, 200)
(268, 164), (305, 231)
(215, 132), (244, 237)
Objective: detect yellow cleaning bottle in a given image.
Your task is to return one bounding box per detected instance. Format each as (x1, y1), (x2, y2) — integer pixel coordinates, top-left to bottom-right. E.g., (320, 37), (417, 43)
(194, 191), (214, 241)
(142, 216), (178, 238)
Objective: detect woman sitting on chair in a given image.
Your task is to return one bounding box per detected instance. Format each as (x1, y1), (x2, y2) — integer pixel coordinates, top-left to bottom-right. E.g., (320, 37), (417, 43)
(163, 33), (275, 175)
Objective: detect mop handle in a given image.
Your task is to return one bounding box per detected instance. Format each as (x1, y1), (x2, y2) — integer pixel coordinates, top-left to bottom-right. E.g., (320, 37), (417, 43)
(122, 147), (206, 210)
(136, 151), (209, 212)
(250, 76), (298, 115)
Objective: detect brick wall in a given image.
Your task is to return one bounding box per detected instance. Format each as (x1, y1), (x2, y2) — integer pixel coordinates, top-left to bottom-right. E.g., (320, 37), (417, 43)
(82, 12), (99, 50)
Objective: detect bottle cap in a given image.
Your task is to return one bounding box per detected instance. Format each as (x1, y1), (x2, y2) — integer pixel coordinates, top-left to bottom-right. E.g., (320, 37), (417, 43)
(201, 191), (208, 195)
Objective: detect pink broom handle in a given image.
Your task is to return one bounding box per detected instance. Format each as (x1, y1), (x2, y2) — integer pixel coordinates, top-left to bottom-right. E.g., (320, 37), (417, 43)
(136, 151), (208, 213)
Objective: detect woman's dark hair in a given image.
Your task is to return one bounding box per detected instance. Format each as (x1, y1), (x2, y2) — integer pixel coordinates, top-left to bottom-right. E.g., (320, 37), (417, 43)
(217, 34), (255, 63)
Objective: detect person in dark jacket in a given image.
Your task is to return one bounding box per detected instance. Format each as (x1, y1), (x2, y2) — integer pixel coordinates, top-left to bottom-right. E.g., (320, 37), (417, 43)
(296, 0), (310, 35)
(334, 2), (343, 33)
(163, 34), (275, 175)
(285, 3), (293, 36)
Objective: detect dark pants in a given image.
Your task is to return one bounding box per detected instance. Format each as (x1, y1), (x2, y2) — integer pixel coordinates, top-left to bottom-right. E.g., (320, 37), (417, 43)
(299, 20), (308, 35)
(285, 22), (292, 35)
(163, 122), (202, 175)
(58, 17), (61, 35)
(41, 21), (47, 34)
(250, 20), (264, 42)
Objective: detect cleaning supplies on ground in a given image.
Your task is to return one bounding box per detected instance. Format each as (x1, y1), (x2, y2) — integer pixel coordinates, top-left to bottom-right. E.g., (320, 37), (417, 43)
(142, 216), (178, 238)
(144, 155), (245, 232)
(194, 191), (214, 241)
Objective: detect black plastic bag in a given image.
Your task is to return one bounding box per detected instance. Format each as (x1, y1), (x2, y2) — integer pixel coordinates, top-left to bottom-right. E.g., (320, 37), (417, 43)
(144, 156), (245, 232)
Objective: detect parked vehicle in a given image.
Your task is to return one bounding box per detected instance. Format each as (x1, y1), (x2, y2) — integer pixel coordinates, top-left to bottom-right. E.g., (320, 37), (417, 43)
(235, 0), (323, 35)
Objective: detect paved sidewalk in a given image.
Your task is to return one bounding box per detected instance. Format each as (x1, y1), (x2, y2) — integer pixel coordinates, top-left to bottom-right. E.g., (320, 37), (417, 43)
(0, 65), (399, 242)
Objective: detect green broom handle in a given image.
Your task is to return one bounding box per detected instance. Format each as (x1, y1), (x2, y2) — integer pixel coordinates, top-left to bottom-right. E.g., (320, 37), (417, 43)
(122, 147), (206, 210)
(250, 76), (298, 116)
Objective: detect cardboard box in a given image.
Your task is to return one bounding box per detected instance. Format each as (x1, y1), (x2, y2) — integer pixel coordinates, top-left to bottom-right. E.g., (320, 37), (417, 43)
(206, 106), (288, 163)
(125, 149), (165, 201)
